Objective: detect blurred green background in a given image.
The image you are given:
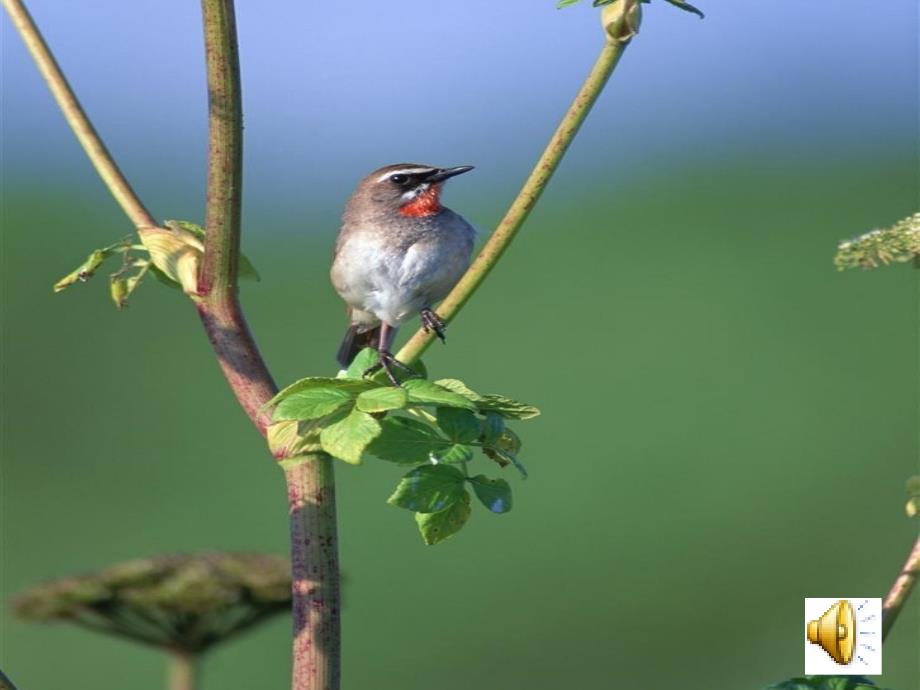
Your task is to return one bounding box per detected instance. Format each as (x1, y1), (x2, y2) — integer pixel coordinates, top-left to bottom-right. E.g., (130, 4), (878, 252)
(2, 1), (918, 689)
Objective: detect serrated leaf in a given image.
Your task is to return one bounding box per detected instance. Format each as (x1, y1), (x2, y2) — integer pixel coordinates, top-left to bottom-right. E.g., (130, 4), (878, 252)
(53, 241), (129, 293)
(403, 380), (477, 410)
(484, 428), (528, 478)
(387, 465), (466, 512)
(273, 387), (356, 422)
(435, 407), (481, 443)
(267, 420), (323, 458)
(476, 394), (540, 420)
(342, 347), (426, 384)
(319, 409), (381, 464)
(344, 348), (379, 379)
(415, 492), (472, 545)
(367, 416), (450, 465)
(433, 378), (482, 401)
(109, 276), (128, 308)
(469, 475), (513, 513)
(432, 443), (474, 465)
(356, 386), (408, 413)
(267, 377), (374, 407)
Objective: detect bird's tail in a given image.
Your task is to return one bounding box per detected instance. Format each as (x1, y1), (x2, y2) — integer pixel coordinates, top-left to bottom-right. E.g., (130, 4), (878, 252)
(336, 325), (380, 369)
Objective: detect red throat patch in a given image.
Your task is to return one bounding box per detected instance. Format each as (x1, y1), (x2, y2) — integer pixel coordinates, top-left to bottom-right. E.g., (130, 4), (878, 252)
(399, 184), (443, 217)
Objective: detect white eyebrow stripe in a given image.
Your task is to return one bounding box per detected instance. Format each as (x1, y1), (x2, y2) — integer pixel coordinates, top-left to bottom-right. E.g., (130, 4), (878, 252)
(376, 168), (435, 183)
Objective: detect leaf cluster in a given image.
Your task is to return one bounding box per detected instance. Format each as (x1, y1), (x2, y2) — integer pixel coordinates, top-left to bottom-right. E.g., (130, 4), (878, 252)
(557, 0), (704, 19)
(834, 212), (920, 271)
(52, 220), (259, 308)
(268, 349), (540, 544)
(765, 677), (887, 690)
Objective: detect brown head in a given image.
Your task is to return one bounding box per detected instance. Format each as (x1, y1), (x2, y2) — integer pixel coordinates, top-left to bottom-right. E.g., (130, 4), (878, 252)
(345, 163), (474, 221)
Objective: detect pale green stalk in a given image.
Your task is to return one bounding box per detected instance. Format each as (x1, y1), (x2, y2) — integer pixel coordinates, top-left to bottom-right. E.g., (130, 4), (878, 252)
(882, 535), (920, 639)
(168, 652), (199, 690)
(1, 0), (156, 229)
(397, 1), (641, 365)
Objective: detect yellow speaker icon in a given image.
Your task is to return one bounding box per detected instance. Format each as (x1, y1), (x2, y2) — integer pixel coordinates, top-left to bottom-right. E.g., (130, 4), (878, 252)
(806, 599), (855, 665)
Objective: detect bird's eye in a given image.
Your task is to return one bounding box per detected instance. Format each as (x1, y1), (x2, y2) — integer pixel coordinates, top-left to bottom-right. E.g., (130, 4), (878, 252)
(389, 174), (409, 185)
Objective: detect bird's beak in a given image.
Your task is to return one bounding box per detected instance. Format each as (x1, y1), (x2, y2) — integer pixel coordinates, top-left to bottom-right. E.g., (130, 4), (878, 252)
(424, 166), (474, 183)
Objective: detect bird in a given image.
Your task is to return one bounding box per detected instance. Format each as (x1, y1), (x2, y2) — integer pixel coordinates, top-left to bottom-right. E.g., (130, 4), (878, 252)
(330, 163), (476, 385)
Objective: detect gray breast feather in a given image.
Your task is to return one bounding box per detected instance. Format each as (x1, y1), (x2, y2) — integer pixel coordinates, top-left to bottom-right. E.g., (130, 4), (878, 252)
(330, 211), (475, 327)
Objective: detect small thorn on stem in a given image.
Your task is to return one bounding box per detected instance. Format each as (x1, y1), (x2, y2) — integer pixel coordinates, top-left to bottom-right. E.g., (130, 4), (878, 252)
(420, 308), (447, 343)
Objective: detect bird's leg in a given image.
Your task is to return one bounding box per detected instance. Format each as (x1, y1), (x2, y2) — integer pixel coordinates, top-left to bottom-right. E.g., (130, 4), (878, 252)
(420, 308), (447, 343)
(362, 322), (418, 386)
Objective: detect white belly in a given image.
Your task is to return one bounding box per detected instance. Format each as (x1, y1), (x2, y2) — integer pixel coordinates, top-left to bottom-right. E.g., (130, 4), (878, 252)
(331, 213), (475, 327)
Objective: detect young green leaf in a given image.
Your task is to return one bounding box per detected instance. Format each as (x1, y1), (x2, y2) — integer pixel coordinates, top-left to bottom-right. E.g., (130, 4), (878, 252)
(342, 347), (426, 383)
(476, 394), (540, 420)
(267, 377), (373, 407)
(343, 348), (378, 379)
(403, 380), (477, 410)
(435, 407), (481, 443)
(431, 443), (474, 465)
(468, 475), (513, 513)
(662, 0), (704, 18)
(53, 241), (130, 293)
(166, 220), (261, 280)
(273, 387), (356, 422)
(267, 420), (323, 458)
(319, 409), (382, 464)
(387, 465), (466, 513)
(355, 386), (408, 413)
(415, 492), (472, 545)
(483, 428), (528, 478)
(433, 378), (482, 401)
(764, 678), (883, 690)
(367, 416), (450, 465)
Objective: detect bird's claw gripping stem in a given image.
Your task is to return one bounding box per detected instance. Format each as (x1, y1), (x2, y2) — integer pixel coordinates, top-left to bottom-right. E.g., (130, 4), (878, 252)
(420, 309), (446, 343)
(363, 351), (419, 387)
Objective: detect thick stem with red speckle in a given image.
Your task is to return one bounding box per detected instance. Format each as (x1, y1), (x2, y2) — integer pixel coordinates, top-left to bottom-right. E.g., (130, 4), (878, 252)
(284, 457), (342, 690)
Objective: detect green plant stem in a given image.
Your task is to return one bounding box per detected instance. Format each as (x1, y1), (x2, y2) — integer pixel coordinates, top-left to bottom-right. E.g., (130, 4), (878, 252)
(168, 652), (199, 690)
(199, 0), (243, 295)
(396, 3), (639, 366)
(882, 535), (920, 640)
(1, 0), (157, 230)
(284, 457), (342, 690)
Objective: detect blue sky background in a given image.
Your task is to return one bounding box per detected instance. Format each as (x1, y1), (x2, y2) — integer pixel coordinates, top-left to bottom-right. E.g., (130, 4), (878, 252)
(3, 1), (917, 222)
